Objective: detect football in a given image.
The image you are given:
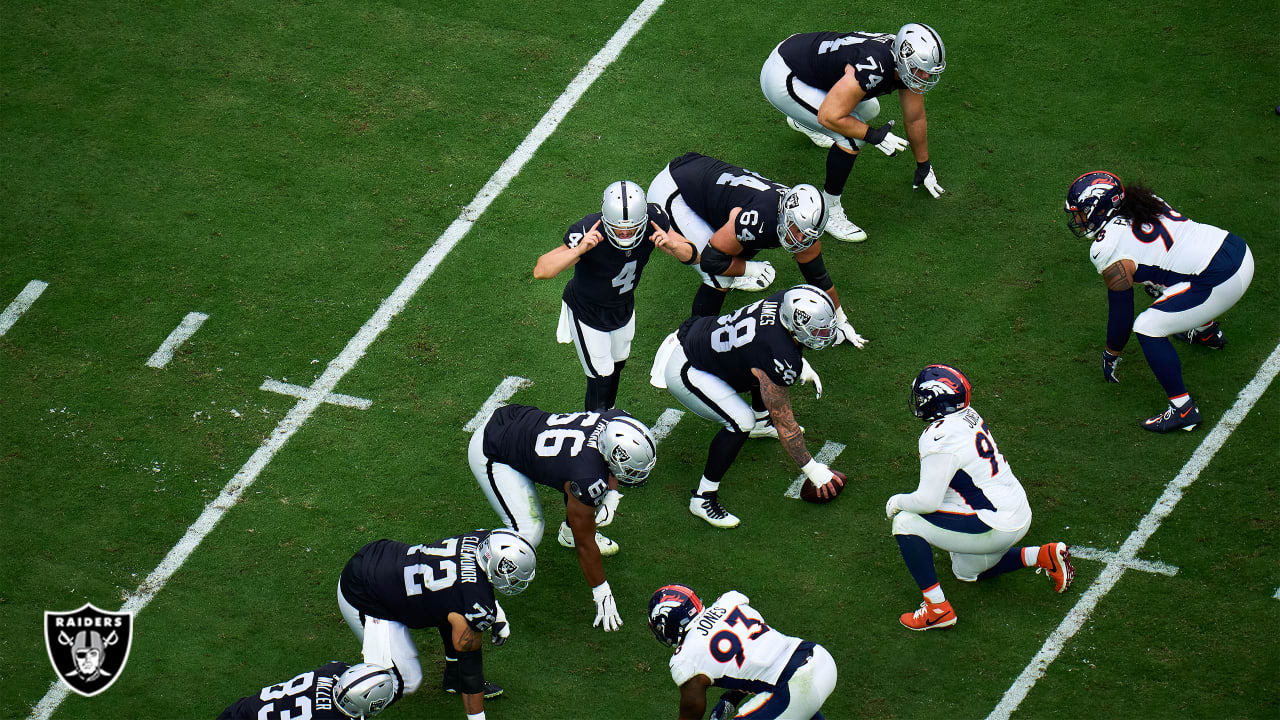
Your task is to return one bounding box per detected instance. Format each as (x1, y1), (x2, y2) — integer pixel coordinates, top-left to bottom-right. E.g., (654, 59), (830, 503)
(800, 469), (847, 504)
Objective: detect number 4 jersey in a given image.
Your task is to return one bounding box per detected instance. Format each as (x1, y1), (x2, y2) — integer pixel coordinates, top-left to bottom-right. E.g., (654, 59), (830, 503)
(670, 591), (802, 691)
(218, 661), (354, 720)
(777, 31), (908, 98)
(339, 532), (497, 631)
(561, 206), (669, 331)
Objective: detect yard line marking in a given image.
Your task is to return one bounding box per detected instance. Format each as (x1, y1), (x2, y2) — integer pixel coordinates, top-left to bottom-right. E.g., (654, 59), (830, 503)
(145, 311), (209, 368)
(0, 279), (48, 336)
(1066, 545), (1179, 576)
(29, 2), (666, 716)
(784, 441), (847, 498)
(649, 408), (685, 443)
(988, 341), (1280, 720)
(463, 376), (534, 431)
(260, 378), (372, 409)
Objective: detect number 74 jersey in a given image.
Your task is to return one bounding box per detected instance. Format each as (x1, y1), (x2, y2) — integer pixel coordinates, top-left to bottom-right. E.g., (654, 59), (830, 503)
(670, 591), (803, 691)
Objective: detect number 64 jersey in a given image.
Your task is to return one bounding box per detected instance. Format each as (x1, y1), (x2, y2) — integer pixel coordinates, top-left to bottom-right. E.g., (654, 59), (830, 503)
(667, 152), (788, 254)
(670, 591), (802, 691)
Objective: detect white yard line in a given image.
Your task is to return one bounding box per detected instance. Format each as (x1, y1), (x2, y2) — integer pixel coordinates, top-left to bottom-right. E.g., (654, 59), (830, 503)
(145, 312), (209, 368)
(463, 376), (535, 432)
(649, 408), (686, 443)
(29, 2), (666, 716)
(784, 441), (847, 498)
(1067, 545), (1179, 577)
(988, 341), (1280, 720)
(0, 279), (48, 336)
(260, 378), (372, 410)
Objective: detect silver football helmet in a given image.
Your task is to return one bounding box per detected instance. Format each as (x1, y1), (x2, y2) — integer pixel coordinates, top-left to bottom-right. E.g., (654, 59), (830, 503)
(776, 184), (826, 253)
(477, 529), (537, 596)
(601, 180), (648, 250)
(779, 284), (838, 349)
(599, 414), (657, 486)
(893, 23), (946, 93)
(335, 663), (398, 719)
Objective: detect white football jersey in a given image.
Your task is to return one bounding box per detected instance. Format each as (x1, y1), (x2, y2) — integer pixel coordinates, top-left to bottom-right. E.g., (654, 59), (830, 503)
(918, 407), (1031, 532)
(670, 591), (802, 689)
(1089, 207), (1228, 281)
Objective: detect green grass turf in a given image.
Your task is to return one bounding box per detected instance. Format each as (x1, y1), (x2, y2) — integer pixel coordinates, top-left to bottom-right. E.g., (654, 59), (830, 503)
(2, 0), (1277, 718)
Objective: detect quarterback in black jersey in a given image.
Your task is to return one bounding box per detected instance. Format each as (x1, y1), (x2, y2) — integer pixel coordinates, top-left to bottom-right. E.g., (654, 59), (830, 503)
(219, 661), (398, 720)
(469, 404), (656, 633)
(651, 285), (847, 527)
(337, 529), (536, 718)
(534, 180), (697, 412)
(647, 152), (867, 348)
(761, 23), (947, 242)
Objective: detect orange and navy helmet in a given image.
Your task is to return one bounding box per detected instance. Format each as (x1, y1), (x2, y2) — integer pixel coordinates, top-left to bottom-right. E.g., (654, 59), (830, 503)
(647, 584), (703, 648)
(910, 364), (972, 421)
(1065, 171), (1125, 238)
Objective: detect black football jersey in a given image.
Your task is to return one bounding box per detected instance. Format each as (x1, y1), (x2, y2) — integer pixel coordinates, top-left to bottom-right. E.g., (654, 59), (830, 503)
(339, 532), (498, 631)
(679, 290), (804, 392)
(561, 204), (670, 330)
(668, 152), (786, 253)
(480, 404), (621, 505)
(218, 661), (353, 720)
(778, 31), (907, 100)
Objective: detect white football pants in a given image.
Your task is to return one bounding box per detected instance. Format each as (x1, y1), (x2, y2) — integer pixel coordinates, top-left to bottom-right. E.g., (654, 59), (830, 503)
(1133, 245), (1255, 337)
(556, 301), (635, 378)
(647, 164), (757, 290)
(658, 344), (755, 433)
(735, 643), (838, 719)
(647, 164), (714, 252)
(892, 511), (1031, 581)
(468, 415), (547, 548)
(760, 43), (880, 153)
(337, 582), (423, 694)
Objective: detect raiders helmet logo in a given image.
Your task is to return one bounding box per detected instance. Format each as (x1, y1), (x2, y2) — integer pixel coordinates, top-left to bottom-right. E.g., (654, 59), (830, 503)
(44, 603), (133, 697)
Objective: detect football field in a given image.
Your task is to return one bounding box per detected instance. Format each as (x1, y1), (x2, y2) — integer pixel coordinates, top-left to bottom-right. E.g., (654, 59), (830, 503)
(3, 1), (1278, 718)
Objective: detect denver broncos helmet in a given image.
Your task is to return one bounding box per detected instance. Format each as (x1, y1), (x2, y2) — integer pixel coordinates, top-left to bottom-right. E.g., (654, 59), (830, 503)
(910, 364), (971, 421)
(647, 584), (704, 648)
(1065, 171), (1125, 238)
